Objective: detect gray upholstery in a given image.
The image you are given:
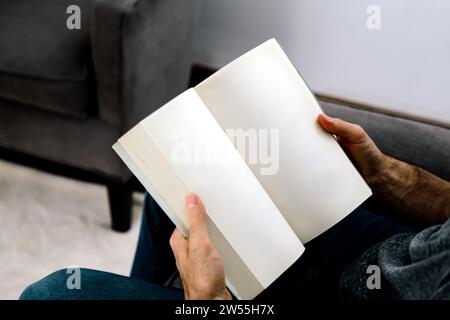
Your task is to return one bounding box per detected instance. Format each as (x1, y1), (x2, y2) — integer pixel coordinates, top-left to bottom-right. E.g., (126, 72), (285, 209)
(0, 1), (96, 118)
(321, 101), (450, 181)
(92, 0), (198, 128)
(0, 0), (198, 183)
(0, 98), (122, 178)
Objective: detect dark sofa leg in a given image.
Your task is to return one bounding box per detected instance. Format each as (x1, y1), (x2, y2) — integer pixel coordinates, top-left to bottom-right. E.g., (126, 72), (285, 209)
(107, 182), (132, 232)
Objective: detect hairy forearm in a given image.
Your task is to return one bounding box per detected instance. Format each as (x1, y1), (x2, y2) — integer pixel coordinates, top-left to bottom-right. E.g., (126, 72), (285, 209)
(368, 155), (450, 229)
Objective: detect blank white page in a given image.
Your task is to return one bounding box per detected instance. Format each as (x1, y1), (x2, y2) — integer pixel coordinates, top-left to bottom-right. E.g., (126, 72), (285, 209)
(195, 39), (372, 243)
(139, 89), (304, 295)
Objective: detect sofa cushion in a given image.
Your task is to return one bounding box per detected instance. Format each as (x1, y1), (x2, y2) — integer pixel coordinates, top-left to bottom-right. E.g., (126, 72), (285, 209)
(0, 0), (96, 118)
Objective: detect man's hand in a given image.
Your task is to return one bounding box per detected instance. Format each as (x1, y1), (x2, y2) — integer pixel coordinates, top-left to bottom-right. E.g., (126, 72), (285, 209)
(170, 193), (232, 300)
(317, 113), (450, 227)
(317, 114), (388, 185)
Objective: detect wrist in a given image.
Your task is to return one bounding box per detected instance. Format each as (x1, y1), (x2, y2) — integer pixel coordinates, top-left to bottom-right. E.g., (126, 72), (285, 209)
(188, 289), (232, 300)
(367, 155), (417, 196)
(365, 154), (394, 190)
(211, 289), (232, 300)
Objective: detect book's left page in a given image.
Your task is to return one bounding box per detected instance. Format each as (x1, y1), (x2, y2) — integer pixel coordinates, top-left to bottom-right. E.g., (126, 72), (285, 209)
(113, 89), (304, 300)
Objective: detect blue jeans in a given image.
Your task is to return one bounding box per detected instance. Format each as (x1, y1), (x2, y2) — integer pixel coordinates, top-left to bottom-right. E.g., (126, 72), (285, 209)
(19, 193), (411, 300)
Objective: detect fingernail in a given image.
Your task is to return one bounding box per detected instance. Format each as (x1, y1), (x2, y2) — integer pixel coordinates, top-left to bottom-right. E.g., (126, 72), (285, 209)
(185, 194), (198, 209)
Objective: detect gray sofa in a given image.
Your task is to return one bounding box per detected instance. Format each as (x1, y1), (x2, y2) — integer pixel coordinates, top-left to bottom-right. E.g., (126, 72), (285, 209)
(0, 0), (198, 231)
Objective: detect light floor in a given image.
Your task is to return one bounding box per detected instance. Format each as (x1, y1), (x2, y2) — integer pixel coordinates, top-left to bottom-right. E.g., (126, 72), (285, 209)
(0, 159), (143, 300)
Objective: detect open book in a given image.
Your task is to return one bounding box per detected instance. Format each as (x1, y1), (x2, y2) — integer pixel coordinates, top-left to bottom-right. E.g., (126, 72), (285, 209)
(113, 39), (372, 300)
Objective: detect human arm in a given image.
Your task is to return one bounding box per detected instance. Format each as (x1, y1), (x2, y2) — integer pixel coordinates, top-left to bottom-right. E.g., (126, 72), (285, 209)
(317, 114), (450, 228)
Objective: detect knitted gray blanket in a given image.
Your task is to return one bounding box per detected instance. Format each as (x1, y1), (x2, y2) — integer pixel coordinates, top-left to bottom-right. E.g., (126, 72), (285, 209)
(339, 218), (450, 300)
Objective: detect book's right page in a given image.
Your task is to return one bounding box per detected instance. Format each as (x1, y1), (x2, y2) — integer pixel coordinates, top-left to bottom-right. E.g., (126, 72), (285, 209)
(195, 39), (372, 243)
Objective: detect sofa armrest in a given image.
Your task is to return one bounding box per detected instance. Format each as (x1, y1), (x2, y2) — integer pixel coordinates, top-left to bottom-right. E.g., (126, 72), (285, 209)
(321, 100), (450, 181)
(91, 0), (198, 128)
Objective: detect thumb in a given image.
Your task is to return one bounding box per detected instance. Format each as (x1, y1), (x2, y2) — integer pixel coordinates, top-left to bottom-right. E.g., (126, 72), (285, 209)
(317, 114), (367, 144)
(185, 193), (208, 240)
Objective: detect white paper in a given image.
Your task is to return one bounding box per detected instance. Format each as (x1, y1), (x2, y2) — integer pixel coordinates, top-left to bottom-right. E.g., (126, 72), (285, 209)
(196, 39), (372, 242)
(141, 89), (304, 289)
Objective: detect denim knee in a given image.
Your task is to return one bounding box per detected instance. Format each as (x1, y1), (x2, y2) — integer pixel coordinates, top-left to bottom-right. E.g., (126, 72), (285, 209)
(19, 267), (184, 300)
(19, 268), (71, 300)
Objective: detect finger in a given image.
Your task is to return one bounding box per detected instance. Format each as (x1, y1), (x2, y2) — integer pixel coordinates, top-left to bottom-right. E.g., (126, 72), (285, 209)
(317, 114), (366, 143)
(185, 193), (208, 241)
(169, 228), (188, 262)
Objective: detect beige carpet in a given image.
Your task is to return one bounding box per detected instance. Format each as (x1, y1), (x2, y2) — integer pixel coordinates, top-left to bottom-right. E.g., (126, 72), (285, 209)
(0, 159), (143, 300)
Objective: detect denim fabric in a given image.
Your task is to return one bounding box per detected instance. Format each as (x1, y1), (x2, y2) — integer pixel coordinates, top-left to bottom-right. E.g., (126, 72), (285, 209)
(20, 193), (412, 300)
(129, 194), (177, 284)
(19, 268), (183, 300)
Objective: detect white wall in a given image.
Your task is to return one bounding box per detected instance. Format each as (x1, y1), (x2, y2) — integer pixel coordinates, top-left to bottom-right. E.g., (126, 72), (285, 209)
(193, 0), (450, 124)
